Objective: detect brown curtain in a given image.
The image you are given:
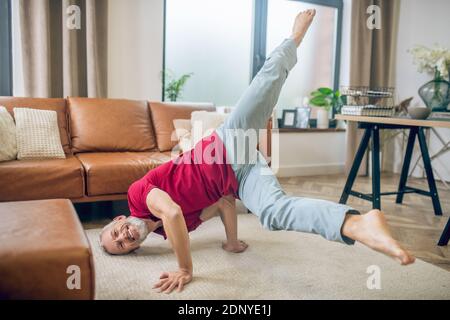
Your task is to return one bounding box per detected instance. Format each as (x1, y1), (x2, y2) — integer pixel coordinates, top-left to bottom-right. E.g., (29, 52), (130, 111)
(19, 0), (107, 98)
(345, 0), (400, 175)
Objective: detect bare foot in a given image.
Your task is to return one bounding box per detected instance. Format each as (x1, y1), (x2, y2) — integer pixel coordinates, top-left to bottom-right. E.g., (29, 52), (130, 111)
(291, 9), (316, 47)
(222, 240), (248, 253)
(342, 210), (416, 265)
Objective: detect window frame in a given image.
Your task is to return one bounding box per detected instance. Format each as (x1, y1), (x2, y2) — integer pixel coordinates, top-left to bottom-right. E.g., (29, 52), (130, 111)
(0, 0), (12, 96)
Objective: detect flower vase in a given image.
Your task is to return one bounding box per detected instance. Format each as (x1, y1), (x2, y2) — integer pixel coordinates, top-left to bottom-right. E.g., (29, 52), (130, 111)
(418, 70), (450, 112)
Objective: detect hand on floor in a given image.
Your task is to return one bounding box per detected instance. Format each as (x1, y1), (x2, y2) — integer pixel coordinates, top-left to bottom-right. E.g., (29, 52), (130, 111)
(152, 269), (192, 294)
(222, 240), (248, 253)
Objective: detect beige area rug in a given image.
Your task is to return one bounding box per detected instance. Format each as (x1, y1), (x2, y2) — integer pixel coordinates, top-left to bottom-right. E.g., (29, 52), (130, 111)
(86, 214), (450, 300)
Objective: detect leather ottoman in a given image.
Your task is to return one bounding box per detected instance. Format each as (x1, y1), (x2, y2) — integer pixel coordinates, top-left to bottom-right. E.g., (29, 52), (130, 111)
(0, 199), (95, 299)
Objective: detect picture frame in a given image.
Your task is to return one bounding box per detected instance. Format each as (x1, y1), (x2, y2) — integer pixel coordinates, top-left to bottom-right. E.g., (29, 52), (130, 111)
(295, 107), (311, 128)
(281, 109), (297, 128)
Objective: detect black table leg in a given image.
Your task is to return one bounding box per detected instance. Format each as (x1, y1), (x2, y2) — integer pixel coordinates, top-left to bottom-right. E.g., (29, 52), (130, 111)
(396, 127), (418, 204)
(340, 126), (372, 205)
(438, 218), (450, 246)
(417, 128), (442, 216)
(371, 125), (381, 210)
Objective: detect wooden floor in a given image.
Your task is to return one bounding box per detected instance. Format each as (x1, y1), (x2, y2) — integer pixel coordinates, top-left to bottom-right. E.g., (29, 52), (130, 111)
(81, 173), (450, 272)
(278, 173), (450, 271)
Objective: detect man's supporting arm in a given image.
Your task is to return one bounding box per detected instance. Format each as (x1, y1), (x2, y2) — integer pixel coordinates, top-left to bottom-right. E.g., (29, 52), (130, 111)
(219, 196), (248, 253)
(146, 188), (193, 293)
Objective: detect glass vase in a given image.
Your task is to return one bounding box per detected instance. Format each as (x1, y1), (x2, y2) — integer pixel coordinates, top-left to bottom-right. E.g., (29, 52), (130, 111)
(418, 78), (450, 112)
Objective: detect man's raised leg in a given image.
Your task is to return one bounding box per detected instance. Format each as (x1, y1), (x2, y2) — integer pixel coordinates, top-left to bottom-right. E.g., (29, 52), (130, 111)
(216, 10), (316, 168)
(239, 154), (415, 266)
(222, 9), (316, 132)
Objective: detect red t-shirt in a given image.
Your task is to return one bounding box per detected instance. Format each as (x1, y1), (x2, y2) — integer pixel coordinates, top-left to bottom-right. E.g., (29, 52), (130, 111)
(127, 131), (238, 239)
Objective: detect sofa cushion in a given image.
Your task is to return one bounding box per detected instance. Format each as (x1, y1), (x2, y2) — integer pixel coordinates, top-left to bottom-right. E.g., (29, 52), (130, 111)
(173, 118), (193, 153)
(0, 156), (84, 201)
(76, 152), (173, 196)
(190, 111), (228, 145)
(0, 97), (71, 154)
(14, 108), (66, 160)
(0, 199), (94, 299)
(68, 97), (156, 153)
(149, 101), (214, 152)
(0, 106), (17, 161)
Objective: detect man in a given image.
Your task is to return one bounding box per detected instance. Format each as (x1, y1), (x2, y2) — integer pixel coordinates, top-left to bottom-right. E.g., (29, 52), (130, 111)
(100, 9), (415, 294)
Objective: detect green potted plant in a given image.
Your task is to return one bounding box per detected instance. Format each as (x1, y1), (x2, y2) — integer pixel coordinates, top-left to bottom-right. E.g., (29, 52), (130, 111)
(162, 70), (193, 102)
(308, 87), (342, 129)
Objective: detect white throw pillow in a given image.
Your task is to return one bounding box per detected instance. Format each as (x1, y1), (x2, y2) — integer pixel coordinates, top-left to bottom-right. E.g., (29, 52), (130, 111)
(0, 106), (18, 161)
(173, 119), (193, 153)
(190, 111), (228, 145)
(14, 107), (66, 160)
(172, 112), (228, 153)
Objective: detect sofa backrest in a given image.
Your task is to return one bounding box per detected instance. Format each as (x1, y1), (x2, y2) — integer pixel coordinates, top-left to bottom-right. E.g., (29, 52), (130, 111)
(1, 97), (216, 154)
(0, 97), (71, 154)
(68, 97), (157, 153)
(149, 101), (215, 152)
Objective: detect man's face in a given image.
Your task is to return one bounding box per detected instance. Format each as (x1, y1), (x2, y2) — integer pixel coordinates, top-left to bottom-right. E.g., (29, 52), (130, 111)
(100, 215), (149, 255)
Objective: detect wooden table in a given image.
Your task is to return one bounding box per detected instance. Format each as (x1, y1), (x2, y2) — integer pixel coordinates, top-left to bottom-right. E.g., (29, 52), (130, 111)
(336, 115), (450, 246)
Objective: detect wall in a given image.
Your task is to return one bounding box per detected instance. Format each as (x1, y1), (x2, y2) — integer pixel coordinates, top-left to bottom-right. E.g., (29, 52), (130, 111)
(394, 0), (450, 181)
(107, 0), (164, 100)
(271, 131), (346, 177)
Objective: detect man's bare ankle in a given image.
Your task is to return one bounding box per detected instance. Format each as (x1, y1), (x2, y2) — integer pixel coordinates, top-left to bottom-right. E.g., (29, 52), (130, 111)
(290, 33), (302, 47)
(341, 213), (361, 240)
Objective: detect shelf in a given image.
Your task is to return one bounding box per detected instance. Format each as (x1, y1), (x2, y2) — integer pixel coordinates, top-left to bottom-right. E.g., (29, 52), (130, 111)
(273, 128), (346, 133)
(335, 114), (450, 129)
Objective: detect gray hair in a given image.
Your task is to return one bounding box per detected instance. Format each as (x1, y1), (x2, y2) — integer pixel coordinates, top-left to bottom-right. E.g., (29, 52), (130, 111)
(99, 220), (116, 253)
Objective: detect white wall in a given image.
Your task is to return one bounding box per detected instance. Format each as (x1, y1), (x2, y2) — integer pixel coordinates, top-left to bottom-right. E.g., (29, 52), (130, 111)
(394, 0), (450, 181)
(271, 131), (346, 177)
(108, 0), (164, 100)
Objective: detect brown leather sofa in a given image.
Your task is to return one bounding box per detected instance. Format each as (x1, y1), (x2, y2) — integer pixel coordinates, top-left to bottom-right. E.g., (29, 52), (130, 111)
(0, 97), (214, 203)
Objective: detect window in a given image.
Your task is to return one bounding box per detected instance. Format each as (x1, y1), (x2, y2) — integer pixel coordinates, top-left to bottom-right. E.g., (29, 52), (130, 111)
(164, 0), (253, 106)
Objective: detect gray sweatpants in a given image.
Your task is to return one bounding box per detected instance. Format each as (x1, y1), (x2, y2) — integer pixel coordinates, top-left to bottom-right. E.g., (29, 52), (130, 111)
(216, 38), (358, 245)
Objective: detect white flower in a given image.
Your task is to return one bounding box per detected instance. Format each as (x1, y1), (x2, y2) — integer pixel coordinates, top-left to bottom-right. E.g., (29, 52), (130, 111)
(436, 57), (448, 79)
(409, 44), (450, 78)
